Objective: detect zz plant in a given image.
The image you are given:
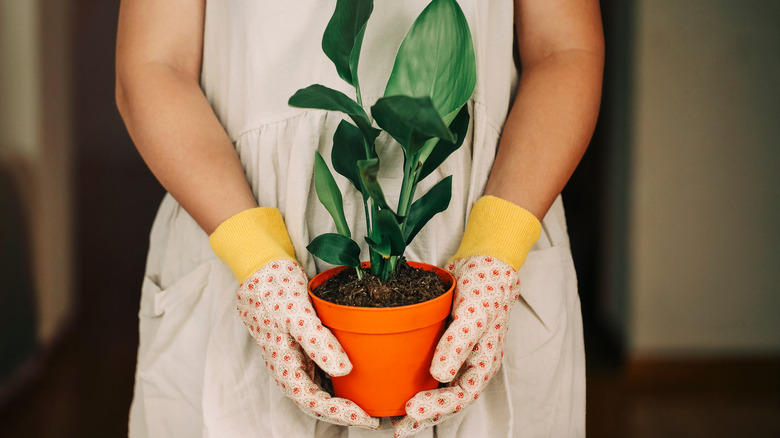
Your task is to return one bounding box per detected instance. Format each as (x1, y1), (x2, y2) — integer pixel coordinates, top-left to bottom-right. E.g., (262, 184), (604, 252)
(289, 0), (476, 282)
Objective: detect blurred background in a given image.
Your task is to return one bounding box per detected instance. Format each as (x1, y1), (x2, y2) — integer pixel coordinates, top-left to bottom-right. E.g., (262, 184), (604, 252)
(0, 0), (778, 436)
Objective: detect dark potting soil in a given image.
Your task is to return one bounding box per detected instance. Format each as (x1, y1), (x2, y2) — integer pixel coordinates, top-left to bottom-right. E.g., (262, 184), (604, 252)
(312, 259), (447, 307)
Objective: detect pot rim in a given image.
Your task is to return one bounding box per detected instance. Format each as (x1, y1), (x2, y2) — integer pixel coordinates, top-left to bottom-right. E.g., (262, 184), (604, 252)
(307, 261), (455, 334)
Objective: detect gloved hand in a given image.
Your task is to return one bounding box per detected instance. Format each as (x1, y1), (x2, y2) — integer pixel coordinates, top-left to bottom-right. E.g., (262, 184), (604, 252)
(393, 196), (541, 437)
(210, 207), (379, 429)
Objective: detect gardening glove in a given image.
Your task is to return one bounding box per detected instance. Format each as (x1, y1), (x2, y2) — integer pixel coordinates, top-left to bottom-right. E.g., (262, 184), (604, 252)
(210, 207), (379, 429)
(393, 196), (541, 437)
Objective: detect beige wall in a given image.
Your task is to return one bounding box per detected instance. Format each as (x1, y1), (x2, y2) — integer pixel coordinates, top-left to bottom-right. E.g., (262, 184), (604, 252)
(0, 0), (74, 346)
(627, 0), (780, 356)
(0, 1), (41, 158)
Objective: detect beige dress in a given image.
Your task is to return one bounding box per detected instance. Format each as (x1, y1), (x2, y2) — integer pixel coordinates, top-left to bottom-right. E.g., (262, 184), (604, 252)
(128, 1), (585, 436)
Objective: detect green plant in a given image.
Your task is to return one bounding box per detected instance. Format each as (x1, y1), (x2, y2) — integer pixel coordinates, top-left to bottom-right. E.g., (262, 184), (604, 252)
(289, 0), (476, 282)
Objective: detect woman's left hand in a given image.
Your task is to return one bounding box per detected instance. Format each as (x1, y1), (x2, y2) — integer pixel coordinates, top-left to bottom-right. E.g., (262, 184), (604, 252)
(393, 255), (520, 438)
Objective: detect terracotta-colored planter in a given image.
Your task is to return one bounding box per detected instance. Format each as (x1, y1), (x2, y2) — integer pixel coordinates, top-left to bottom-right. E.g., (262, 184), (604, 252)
(307, 262), (455, 417)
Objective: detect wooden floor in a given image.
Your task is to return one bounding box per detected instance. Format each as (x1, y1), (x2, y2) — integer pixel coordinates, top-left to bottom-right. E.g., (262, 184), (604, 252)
(585, 340), (780, 437)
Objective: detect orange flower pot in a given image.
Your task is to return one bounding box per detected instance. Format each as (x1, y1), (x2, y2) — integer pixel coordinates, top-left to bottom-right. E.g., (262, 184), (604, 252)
(308, 262), (455, 417)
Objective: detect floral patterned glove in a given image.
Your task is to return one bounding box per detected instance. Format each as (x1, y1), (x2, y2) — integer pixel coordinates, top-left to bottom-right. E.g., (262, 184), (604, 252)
(393, 196), (541, 437)
(210, 208), (379, 429)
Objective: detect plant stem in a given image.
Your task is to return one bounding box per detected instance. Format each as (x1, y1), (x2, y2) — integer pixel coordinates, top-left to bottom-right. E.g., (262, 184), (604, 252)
(362, 191), (372, 239)
(397, 154), (423, 237)
(384, 151), (423, 280)
(396, 160), (414, 218)
(355, 82), (381, 278)
(397, 150), (424, 219)
(386, 257), (397, 278)
(370, 250), (382, 277)
(378, 256), (395, 282)
(367, 198), (385, 278)
(355, 82), (363, 109)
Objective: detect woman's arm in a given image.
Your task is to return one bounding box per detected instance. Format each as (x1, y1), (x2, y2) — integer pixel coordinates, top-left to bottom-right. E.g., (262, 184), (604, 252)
(116, 0), (257, 234)
(484, 0), (604, 220)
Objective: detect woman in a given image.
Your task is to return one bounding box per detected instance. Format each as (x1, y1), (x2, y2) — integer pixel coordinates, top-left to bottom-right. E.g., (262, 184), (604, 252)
(116, 0), (603, 436)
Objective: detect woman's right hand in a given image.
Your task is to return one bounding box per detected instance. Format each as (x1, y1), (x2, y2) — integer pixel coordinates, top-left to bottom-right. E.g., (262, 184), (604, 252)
(210, 207), (379, 429)
(237, 259), (378, 428)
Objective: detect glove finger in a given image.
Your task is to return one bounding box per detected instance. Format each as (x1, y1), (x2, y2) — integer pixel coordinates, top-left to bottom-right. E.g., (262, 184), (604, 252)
(450, 326), (506, 399)
(263, 332), (378, 429)
(403, 387), (467, 425)
(260, 262), (352, 377)
(288, 311), (352, 377)
(407, 334), (505, 425)
(466, 325), (505, 379)
(393, 415), (436, 438)
(304, 391), (380, 429)
(430, 309), (488, 382)
(274, 265), (352, 376)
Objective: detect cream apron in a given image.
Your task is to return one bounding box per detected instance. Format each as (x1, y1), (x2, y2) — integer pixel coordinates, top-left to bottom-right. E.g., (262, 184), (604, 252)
(128, 1), (585, 436)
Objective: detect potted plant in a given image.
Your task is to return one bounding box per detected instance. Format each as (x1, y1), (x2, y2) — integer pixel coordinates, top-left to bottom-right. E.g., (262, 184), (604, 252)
(288, 0), (476, 416)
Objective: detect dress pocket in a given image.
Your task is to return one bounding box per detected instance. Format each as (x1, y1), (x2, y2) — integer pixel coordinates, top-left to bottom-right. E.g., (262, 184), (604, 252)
(135, 259), (226, 436)
(506, 244), (573, 360)
(500, 243), (582, 436)
(140, 260), (221, 318)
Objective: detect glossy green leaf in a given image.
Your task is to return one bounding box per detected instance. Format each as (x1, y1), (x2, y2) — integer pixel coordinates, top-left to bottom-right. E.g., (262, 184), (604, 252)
(418, 105), (470, 181)
(403, 175), (452, 244)
(322, 0), (373, 86)
(288, 85), (376, 142)
(375, 209), (406, 256)
(365, 235), (391, 258)
(307, 233), (361, 267)
(357, 158), (390, 210)
(313, 152), (350, 238)
(372, 95), (454, 157)
(331, 120), (366, 192)
(384, 0), (476, 118)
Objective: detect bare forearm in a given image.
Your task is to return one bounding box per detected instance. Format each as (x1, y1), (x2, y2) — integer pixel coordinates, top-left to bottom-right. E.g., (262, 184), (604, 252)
(484, 49), (603, 219)
(485, 0), (604, 219)
(116, 64), (257, 234)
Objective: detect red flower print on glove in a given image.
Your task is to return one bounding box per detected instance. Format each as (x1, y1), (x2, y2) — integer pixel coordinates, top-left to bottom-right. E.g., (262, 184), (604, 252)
(237, 259), (379, 429)
(393, 255), (519, 437)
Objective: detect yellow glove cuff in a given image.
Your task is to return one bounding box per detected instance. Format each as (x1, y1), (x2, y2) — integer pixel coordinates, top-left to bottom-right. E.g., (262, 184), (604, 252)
(209, 207), (296, 283)
(450, 196), (542, 270)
